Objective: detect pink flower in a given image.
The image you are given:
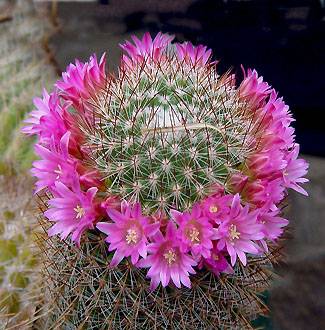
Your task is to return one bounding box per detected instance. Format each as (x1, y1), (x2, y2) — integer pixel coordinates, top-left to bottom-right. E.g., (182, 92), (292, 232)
(227, 172), (249, 194)
(76, 163), (104, 190)
(282, 144), (309, 196)
(171, 204), (216, 259)
(175, 42), (213, 66)
(254, 127), (293, 152)
(228, 172), (285, 210)
(44, 179), (98, 246)
(239, 178), (285, 209)
(246, 149), (286, 180)
(137, 222), (196, 290)
(56, 53), (106, 108)
(31, 131), (76, 193)
(253, 91), (295, 149)
(97, 201), (160, 266)
(201, 194), (232, 224)
(198, 243), (233, 276)
(120, 32), (174, 66)
(215, 194), (264, 266)
(239, 68), (271, 109)
(257, 208), (289, 241)
(265, 91), (294, 129)
(22, 89), (67, 145)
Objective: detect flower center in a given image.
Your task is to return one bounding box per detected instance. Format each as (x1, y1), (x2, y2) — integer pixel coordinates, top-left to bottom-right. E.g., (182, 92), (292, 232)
(54, 164), (62, 179)
(209, 205), (218, 213)
(188, 227), (200, 243)
(74, 204), (85, 219)
(125, 229), (138, 245)
(163, 248), (176, 265)
(229, 224), (240, 241)
(212, 253), (219, 261)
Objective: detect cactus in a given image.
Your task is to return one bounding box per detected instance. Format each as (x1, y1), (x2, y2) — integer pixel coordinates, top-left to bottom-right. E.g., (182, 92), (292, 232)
(88, 59), (247, 213)
(0, 176), (39, 329)
(0, 0), (57, 328)
(35, 218), (282, 330)
(0, 0), (56, 174)
(23, 32), (308, 328)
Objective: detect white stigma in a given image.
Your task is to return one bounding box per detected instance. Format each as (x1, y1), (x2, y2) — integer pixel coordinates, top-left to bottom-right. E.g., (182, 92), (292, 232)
(74, 205), (85, 219)
(54, 164), (62, 179)
(126, 229), (138, 245)
(163, 249), (177, 265)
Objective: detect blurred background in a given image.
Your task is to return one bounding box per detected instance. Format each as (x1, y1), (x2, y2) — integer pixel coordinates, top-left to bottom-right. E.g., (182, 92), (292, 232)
(0, 0), (324, 329)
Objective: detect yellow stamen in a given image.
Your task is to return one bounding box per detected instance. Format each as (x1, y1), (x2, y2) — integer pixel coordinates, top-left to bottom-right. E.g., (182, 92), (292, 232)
(163, 249), (176, 265)
(229, 224), (240, 240)
(125, 229), (138, 245)
(188, 228), (200, 243)
(74, 205), (85, 219)
(212, 254), (219, 261)
(209, 205), (218, 213)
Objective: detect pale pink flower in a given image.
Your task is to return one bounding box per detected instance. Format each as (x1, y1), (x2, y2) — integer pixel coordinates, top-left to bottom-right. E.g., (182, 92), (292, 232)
(228, 172), (285, 210)
(282, 144), (309, 195)
(198, 243), (233, 276)
(201, 194), (232, 224)
(239, 68), (271, 109)
(97, 201), (160, 266)
(76, 163), (104, 190)
(171, 204), (216, 259)
(120, 32), (174, 66)
(246, 149), (286, 180)
(175, 42), (213, 66)
(137, 222), (196, 290)
(56, 53), (106, 108)
(257, 208), (289, 241)
(265, 91), (294, 129)
(44, 179), (98, 246)
(31, 131), (76, 193)
(254, 91), (295, 149)
(214, 194), (264, 266)
(22, 89), (67, 145)
(242, 178), (286, 209)
(254, 127), (294, 152)
(227, 172), (249, 195)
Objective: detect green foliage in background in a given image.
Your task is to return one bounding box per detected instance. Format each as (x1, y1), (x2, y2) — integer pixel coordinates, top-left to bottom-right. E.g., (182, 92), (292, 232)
(0, 0), (56, 174)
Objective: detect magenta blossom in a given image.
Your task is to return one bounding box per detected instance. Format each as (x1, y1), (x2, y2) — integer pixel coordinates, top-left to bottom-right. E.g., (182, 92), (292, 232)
(31, 131), (76, 193)
(120, 32), (174, 66)
(56, 53), (106, 108)
(247, 148), (286, 181)
(175, 42), (212, 66)
(137, 222), (196, 290)
(201, 194), (232, 224)
(171, 204), (216, 259)
(97, 201), (160, 266)
(257, 208), (289, 242)
(283, 144), (309, 196)
(265, 91), (294, 130)
(239, 68), (271, 109)
(44, 179), (98, 246)
(215, 194), (264, 266)
(198, 243), (233, 276)
(22, 89), (68, 145)
(241, 178), (285, 209)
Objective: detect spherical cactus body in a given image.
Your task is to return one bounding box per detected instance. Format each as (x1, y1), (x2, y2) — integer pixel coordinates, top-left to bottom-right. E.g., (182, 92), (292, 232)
(23, 32), (308, 329)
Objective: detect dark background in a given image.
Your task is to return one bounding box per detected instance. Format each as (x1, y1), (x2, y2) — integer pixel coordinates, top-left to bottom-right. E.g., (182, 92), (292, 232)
(52, 0), (325, 156)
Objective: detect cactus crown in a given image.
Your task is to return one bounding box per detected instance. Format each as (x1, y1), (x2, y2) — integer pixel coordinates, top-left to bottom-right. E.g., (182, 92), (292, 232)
(21, 31), (309, 328)
(84, 50), (251, 214)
